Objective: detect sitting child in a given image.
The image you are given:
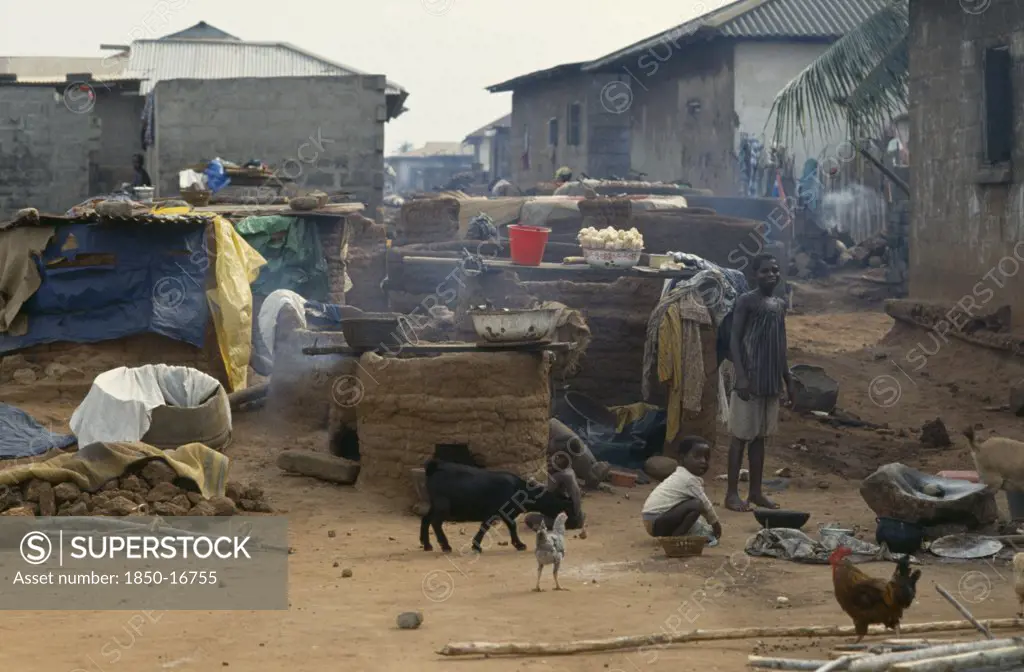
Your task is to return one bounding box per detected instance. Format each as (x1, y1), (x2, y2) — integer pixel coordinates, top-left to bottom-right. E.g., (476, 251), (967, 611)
(640, 436), (722, 546)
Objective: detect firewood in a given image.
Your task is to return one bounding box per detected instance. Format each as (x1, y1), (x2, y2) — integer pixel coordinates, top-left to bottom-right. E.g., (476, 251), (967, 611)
(890, 645), (1024, 671)
(437, 620), (1024, 657)
(848, 637), (1024, 672)
(747, 655), (830, 670)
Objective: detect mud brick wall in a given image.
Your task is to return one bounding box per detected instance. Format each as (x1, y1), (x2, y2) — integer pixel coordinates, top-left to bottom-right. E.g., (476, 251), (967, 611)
(346, 223), (389, 311)
(2, 331), (225, 390)
(355, 351), (551, 500)
(395, 197), (459, 245)
(317, 218), (348, 305)
(524, 277), (663, 406)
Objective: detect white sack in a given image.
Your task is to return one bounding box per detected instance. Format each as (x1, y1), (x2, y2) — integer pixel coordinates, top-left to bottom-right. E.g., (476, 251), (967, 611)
(70, 364), (226, 446)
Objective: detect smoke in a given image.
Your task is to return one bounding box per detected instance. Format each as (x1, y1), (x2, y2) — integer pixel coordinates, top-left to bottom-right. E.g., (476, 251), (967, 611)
(821, 184), (887, 244)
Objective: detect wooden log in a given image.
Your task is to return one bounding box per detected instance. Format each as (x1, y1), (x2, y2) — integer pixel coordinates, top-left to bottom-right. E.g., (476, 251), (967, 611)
(848, 638), (1024, 672)
(815, 656), (855, 672)
(437, 620), (1024, 657)
(276, 450), (361, 485)
(890, 645), (1024, 671)
(934, 585), (994, 639)
(228, 382), (269, 410)
(748, 656), (830, 670)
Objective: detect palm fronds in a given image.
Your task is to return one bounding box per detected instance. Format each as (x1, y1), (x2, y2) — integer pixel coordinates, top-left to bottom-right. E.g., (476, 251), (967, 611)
(768, 0), (909, 145)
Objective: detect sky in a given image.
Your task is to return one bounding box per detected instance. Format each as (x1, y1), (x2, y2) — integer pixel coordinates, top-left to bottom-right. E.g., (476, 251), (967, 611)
(0, 0), (732, 154)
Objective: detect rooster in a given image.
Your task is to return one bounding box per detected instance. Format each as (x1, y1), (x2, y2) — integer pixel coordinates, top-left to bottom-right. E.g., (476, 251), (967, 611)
(829, 546), (921, 642)
(525, 511), (568, 592)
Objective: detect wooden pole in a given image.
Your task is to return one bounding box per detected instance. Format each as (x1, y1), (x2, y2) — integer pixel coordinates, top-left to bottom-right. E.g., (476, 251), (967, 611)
(814, 656), (854, 672)
(890, 645), (1024, 671)
(848, 637), (1024, 672)
(934, 584), (993, 639)
(748, 656), (830, 670)
(437, 619), (1024, 657)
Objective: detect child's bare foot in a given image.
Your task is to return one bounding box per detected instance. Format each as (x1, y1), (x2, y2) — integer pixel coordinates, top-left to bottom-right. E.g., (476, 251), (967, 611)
(725, 493), (750, 512)
(749, 493), (780, 509)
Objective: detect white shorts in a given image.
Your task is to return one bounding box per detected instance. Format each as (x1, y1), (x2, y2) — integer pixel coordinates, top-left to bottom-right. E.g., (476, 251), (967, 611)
(728, 391), (779, 441)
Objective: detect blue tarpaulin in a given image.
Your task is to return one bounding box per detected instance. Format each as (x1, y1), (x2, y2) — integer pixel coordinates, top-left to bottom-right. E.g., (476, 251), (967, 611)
(0, 404), (76, 458)
(0, 221), (209, 354)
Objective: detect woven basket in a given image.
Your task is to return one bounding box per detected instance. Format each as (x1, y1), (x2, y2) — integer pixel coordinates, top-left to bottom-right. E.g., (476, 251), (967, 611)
(181, 189), (211, 207)
(659, 536), (707, 558)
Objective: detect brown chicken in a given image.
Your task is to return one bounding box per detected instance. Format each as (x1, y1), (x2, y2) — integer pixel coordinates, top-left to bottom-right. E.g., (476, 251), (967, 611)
(829, 546), (922, 642)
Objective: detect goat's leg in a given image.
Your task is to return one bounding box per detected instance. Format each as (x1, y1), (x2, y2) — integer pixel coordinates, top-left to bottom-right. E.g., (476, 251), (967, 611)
(533, 563), (543, 592)
(471, 519), (494, 553)
(430, 503), (452, 553)
(553, 559), (566, 590)
(420, 511), (433, 551)
(503, 515), (527, 551)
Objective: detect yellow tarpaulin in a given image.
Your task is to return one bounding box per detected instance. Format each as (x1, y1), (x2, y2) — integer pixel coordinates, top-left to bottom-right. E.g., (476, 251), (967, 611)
(0, 441), (229, 499)
(208, 215), (266, 392)
(148, 205), (265, 391)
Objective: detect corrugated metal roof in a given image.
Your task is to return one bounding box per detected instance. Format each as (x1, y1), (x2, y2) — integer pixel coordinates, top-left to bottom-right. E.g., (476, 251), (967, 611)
(464, 113), (511, 141)
(9, 74), (142, 84)
(0, 56), (114, 77)
(717, 0), (888, 38)
(389, 141), (471, 158)
(486, 62), (587, 93)
(583, 0), (889, 71)
(126, 39), (405, 96)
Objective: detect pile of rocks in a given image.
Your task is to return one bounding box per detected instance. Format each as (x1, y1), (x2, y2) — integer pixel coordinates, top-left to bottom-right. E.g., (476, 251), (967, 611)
(0, 460), (271, 517)
(0, 354), (83, 386)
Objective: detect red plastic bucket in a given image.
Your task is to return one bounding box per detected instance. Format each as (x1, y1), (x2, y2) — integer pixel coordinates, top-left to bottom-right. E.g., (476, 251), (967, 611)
(507, 225), (550, 266)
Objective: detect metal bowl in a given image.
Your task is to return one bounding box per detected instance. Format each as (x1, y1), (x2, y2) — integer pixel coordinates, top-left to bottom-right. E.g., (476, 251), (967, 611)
(581, 247), (642, 269)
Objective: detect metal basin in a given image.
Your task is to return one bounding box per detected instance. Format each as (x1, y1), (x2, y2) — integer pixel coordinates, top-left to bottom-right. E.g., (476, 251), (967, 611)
(469, 308), (559, 343)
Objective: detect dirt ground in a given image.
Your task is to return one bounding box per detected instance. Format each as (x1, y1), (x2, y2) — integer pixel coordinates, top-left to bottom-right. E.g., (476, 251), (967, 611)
(3, 270), (1024, 671)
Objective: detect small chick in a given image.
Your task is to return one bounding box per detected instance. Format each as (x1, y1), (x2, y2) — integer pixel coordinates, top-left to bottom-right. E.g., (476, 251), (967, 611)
(525, 511), (568, 592)
(1013, 552), (1024, 617)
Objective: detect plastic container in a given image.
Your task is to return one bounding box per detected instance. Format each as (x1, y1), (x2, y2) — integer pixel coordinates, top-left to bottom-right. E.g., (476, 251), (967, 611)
(875, 516), (924, 555)
(507, 225), (550, 266)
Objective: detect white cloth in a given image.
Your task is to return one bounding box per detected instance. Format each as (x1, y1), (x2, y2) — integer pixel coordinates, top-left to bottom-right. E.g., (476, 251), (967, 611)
(178, 169), (207, 190)
(641, 466), (719, 525)
(257, 289), (308, 358)
(70, 364), (227, 447)
(728, 391), (780, 441)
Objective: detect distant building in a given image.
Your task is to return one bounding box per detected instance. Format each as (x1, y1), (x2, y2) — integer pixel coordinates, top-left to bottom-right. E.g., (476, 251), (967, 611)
(487, 0), (887, 194)
(0, 21), (408, 216)
(386, 142), (475, 193)
(462, 114), (511, 185)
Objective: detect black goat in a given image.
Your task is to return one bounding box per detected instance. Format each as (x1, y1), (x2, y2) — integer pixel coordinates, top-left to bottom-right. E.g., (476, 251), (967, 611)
(420, 459), (584, 553)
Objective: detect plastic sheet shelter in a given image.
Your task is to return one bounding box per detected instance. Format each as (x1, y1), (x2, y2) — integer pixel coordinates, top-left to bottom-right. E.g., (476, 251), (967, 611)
(0, 210), (265, 392)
